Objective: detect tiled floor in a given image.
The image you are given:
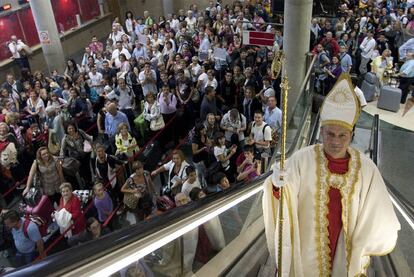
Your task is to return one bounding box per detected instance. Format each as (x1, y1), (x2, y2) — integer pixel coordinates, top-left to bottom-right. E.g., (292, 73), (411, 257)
(363, 96), (414, 132)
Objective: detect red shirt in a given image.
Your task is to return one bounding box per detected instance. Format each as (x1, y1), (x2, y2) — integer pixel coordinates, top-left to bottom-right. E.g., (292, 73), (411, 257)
(326, 153), (349, 265)
(59, 194), (86, 235)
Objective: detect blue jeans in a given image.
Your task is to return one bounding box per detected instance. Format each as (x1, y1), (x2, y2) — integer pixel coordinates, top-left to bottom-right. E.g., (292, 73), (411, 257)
(14, 251), (37, 267)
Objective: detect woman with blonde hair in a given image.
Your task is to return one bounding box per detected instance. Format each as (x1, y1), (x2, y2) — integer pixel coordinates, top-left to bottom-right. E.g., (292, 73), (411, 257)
(151, 150), (189, 197)
(23, 146), (64, 205)
(115, 122), (139, 160)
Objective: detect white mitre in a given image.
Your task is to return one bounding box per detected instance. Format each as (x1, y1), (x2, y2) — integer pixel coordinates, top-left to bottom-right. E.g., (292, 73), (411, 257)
(320, 73), (361, 131)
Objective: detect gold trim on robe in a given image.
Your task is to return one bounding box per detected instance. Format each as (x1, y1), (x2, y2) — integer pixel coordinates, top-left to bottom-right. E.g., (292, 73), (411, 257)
(262, 144), (400, 277)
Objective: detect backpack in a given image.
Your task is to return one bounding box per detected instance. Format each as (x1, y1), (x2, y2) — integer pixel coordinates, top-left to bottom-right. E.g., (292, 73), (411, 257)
(250, 122), (278, 147)
(23, 215), (48, 239)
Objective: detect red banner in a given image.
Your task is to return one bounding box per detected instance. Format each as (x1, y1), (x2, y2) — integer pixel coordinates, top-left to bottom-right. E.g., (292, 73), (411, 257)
(242, 30), (275, 47)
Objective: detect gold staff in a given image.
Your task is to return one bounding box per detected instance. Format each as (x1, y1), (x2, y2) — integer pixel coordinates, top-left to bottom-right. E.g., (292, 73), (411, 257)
(277, 62), (289, 277)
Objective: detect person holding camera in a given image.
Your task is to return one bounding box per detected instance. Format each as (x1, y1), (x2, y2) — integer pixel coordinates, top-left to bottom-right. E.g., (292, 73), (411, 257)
(236, 145), (261, 182)
(213, 132), (237, 183)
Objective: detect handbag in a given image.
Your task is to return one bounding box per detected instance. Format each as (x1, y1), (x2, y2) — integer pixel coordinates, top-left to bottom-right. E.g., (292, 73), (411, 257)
(150, 116), (165, 131)
(83, 140), (92, 153)
(123, 179), (139, 209)
(48, 132), (60, 155)
(61, 157), (81, 176)
(24, 164), (43, 207)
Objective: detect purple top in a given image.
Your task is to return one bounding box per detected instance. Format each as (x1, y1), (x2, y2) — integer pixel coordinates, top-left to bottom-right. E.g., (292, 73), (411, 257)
(94, 191), (113, 222)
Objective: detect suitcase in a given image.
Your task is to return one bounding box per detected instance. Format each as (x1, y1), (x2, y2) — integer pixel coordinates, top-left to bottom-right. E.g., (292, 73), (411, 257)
(378, 86), (402, 112)
(361, 80), (376, 102)
(137, 141), (162, 172)
(25, 195), (53, 225)
(361, 72), (381, 102)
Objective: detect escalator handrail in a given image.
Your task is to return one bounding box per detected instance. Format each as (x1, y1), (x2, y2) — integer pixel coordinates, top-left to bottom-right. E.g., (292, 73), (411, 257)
(5, 172), (272, 277)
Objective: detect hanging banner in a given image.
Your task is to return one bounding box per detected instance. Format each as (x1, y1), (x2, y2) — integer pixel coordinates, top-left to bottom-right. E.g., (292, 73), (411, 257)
(242, 30), (275, 47)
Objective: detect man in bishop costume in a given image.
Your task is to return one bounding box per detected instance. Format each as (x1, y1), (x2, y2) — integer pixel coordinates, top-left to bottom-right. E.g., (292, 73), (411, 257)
(263, 74), (400, 276)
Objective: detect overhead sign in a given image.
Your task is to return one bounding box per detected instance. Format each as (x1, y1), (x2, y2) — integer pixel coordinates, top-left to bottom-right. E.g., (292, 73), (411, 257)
(242, 31), (275, 47)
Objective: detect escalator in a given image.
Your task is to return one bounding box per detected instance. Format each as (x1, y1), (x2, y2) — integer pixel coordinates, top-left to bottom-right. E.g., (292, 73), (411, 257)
(5, 59), (413, 277)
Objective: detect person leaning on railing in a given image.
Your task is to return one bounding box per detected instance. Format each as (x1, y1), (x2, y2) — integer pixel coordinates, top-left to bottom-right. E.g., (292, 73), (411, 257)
(151, 150), (190, 198)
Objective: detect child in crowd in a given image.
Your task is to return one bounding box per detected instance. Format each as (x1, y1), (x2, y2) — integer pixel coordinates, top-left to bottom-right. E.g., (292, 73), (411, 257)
(181, 166), (202, 197)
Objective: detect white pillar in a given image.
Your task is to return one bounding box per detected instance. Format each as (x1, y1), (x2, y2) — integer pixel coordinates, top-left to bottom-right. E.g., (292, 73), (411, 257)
(162, 0), (174, 17)
(29, 0), (66, 74)
(283, 0), (313, 111)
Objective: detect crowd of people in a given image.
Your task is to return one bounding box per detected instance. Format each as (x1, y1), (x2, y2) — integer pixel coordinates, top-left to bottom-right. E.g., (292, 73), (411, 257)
(0, 0), (283, 270)
(312, 0), (414, 107)
(1, 0), (414, 273)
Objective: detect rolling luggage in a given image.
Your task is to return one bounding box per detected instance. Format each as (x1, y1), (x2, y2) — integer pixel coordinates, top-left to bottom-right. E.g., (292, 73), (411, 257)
(25, 195), (53, 225)
(378, 86), (402, 112)
(361, 72), (380, 102)
(138, 141), (162, 172)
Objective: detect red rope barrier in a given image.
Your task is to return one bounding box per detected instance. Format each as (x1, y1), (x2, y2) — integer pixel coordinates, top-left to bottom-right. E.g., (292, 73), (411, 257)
(1, 176), (28, 198)
(103, 205), (120, 228)
(84, 123), (97, 134)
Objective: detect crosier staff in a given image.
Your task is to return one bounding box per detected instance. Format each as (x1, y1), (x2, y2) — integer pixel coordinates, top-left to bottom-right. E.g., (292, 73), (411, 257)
(277, 62), (289, 277)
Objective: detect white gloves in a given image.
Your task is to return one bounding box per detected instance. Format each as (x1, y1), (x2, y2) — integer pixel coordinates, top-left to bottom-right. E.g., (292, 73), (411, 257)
(272, 165), (287, 188)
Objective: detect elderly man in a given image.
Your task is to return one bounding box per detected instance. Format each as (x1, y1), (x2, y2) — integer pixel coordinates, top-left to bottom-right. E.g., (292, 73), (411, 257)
(264, 96), (282, 132)
(104, 102), (130, 150)
(319, 31), (340, 58)
(107, 77), (135, 126)
(263, 74), (400, 276)
(398, 52), (414, 104)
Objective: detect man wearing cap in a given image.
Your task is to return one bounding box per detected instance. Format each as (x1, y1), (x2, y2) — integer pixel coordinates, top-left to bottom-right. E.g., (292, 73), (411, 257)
(262, 74), (400, 276)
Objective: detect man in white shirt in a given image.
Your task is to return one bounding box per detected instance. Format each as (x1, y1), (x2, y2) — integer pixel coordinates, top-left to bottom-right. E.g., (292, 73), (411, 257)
(138, 62), (157, 97)
(108, 25), (125, 43)
(8, 35), (30, 70)
(359, 30), (376, 75)
(81, 46), (95, 68)
(106, 77), (135, 126)
(88, 66), (104, 95)
(199, 32), (211, 62)
(247, 110), (272, 156)
(185, 10), (197, 32)
(111, 41), (131, 68)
